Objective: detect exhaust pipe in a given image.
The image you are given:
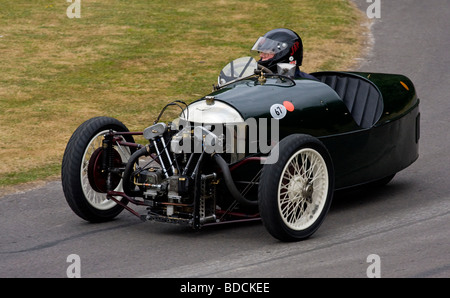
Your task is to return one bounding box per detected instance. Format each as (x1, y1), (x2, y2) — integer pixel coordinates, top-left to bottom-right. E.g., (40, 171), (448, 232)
(212, 154), (258, 206)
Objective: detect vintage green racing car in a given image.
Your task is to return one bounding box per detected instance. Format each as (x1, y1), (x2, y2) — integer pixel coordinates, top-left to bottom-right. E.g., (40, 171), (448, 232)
(61, 55), (420, 242)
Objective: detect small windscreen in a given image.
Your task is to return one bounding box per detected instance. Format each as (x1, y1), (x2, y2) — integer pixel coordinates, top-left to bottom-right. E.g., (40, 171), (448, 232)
(218, 57), (258, 86)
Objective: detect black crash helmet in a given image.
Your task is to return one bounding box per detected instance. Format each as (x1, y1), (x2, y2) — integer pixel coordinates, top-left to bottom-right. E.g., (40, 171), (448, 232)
(251, 28), (303, 72)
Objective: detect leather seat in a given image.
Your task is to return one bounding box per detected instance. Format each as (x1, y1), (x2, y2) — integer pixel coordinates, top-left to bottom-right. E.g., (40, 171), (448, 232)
(312, 72), (384, 128)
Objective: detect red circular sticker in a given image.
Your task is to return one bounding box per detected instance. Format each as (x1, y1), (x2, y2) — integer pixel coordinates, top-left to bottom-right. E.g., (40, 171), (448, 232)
(283, 101), (295, 112)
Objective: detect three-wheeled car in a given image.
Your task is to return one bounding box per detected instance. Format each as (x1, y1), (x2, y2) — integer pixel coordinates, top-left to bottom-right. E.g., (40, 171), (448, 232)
(61, 56), (420, 241)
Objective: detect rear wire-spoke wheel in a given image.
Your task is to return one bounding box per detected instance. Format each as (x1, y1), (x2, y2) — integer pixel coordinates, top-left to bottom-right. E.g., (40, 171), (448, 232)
(61, 117), (135, 222)
(259, 134), (334, 241)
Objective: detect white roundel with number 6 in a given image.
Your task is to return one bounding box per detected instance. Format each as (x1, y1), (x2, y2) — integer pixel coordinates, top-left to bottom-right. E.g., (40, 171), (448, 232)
(270, 104), (287, 119)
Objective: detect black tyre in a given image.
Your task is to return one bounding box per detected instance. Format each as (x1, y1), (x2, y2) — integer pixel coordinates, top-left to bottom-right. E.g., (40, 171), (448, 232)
(61, 116), (135, 222)
(258, 134), (335, 241)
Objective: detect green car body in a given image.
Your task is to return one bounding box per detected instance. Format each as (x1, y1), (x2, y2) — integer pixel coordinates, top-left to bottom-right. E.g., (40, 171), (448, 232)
(199, 71), (420, 190)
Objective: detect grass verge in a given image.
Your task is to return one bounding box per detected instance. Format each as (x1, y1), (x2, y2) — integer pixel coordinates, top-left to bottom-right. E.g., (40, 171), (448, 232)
(0, 0), (368, 194)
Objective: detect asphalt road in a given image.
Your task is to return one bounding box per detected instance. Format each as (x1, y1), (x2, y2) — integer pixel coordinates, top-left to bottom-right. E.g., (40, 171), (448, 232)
(1, 0), (449, 278)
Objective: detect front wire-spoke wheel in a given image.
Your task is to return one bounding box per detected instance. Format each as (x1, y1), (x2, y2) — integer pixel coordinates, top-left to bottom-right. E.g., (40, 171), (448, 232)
(61, 117), (135, 222)
(278, 148), (329, 231)
(259, 134), (334, 241)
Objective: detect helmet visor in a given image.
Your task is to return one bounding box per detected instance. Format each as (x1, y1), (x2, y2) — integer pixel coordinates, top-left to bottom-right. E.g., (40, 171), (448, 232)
(251, 37), (288, 54)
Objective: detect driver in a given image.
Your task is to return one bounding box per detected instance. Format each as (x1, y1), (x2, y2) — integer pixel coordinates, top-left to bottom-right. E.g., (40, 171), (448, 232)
(251, 28), (318, 80)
